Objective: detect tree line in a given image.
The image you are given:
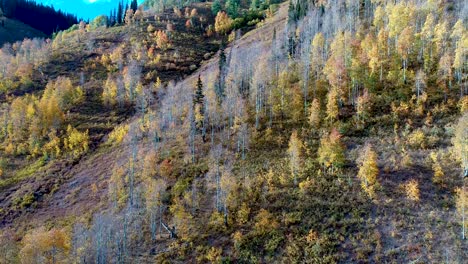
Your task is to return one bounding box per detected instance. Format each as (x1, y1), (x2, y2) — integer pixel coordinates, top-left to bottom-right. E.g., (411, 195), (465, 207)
(0, 0), (78, 35)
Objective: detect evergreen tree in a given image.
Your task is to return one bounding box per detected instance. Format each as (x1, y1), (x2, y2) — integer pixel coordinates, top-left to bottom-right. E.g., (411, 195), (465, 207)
(250, 0), (260, 10)
(117, 1), (123, 24)
(193, 75), (205, 106)
(212, 0), (222, 15)
(225, 0), (240, 18)
(193, 76), (205, 139)
(215, 44), (226, 104)
(131, 0), (138, 12)
(108, 9), (114, 26)
(124, 1), (129, 22)
(2, 0), (78, 35)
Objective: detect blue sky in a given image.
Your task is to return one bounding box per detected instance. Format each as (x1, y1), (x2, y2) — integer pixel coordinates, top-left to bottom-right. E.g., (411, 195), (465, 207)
(35, 0), (144, 21)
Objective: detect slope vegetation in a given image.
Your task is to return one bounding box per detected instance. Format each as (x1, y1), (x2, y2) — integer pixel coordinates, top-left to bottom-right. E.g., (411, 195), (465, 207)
(0, 0), (467, 263)
(0, 18), (46, 46)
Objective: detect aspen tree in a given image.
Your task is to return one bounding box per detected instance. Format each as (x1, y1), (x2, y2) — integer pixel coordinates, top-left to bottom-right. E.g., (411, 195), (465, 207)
(63, 125), (89, 158)
(430, 152), (444, 184)
(324, 32), (349, 103)
(214, 11), (232, 34)
(356, 89), (371, 123)
(318, 128), (345, 173)
(455, 187), (467, 240)
(308, 98), (321, 129)
(397, 26), (414, 83)
(415, 69), (426, 101)
(453, 112), (467, 174)
(145, 178), (167, 241)
(20, 227), (70, 264)
(310, 33), (325, 97)
(102, 77), (118, 107)
(438, 52), (452, 101)
(357, 144), (379, 198)
(288, 130), (303, 185)
(453, 112), (467, 239)
(155, 30), (170, 50)
(404, 179), (420, 202)
(326, 88), (339, 122)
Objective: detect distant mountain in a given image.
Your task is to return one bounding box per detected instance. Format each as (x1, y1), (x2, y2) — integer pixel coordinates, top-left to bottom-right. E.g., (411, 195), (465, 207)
(0, 17), (46, 46)
(0, 0), (78, 35)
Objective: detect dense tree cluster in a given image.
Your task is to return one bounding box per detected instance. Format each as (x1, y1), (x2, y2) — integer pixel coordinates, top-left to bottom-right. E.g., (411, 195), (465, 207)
(107, 0), (139, 26)
(0, 0), (467, 263)
(1, 76), (86, 158)
(0, 0), (78, 35)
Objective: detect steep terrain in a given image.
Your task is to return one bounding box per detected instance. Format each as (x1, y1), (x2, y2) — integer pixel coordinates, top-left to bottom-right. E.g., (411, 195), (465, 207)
(0, 0), (467, 263)
(0, 18), (46, 46)
(0, 2), (220, 226)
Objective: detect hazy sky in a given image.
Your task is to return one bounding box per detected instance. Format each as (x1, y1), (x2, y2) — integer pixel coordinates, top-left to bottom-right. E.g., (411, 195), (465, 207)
(35, 0), (144, 21)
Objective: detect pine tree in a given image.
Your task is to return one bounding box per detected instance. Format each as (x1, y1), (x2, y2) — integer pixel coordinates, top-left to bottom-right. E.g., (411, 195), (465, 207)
(193, 76), (205, 136)
(131, 0), (138, 12)
(225, 0), (240, 18)
(124, 1), (129, 21)
(108, 10), (113, 26)
(250, 0), (260, 10)
(215, 45), (226, 104)
(211, 0), (222, 15)
(117, 1), (123, 24)
(193, 75), (204, 106)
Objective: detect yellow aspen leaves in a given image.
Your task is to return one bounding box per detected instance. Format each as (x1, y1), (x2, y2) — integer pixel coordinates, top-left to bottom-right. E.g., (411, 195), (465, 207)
(357, 144), (379, 198)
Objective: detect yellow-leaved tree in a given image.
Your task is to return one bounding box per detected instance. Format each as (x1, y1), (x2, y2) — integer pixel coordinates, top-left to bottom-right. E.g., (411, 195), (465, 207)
(452, 112), (467, 240)
(214, 11), (232, 34)
(145, 177), (167, 241)
(430, 151), (444, 184)
(63, 125), (89, 158)
(326, 88), (339, 122)
(288, 130), (303, 185)
(455, 187), (467, 240)
(318, 128), (345, 173)
(155, 30), (170, 50)
(19, 227), (70, 264)
(453, 112), (467, 174)
(357, 144), (379, 198)
(308, 98), (321, 129)
(102, 77), (118, 107)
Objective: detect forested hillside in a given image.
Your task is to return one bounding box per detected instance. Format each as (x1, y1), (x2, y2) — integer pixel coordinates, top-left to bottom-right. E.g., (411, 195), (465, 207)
(0, 0), (467, 263)
(0, 0), (78, 35)
(0, 17), (46, 46)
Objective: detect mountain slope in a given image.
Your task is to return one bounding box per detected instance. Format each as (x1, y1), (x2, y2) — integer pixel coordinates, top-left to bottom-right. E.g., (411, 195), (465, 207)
(0, 0), (467, 263)
(0, 18), (46, 46)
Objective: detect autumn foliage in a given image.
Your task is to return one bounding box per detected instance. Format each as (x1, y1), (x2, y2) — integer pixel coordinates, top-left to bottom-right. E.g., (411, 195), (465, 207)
(214, 11), (232, 34)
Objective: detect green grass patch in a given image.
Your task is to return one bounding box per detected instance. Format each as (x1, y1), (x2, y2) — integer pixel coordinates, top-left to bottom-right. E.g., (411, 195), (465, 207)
(0, 156), (47, 189)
